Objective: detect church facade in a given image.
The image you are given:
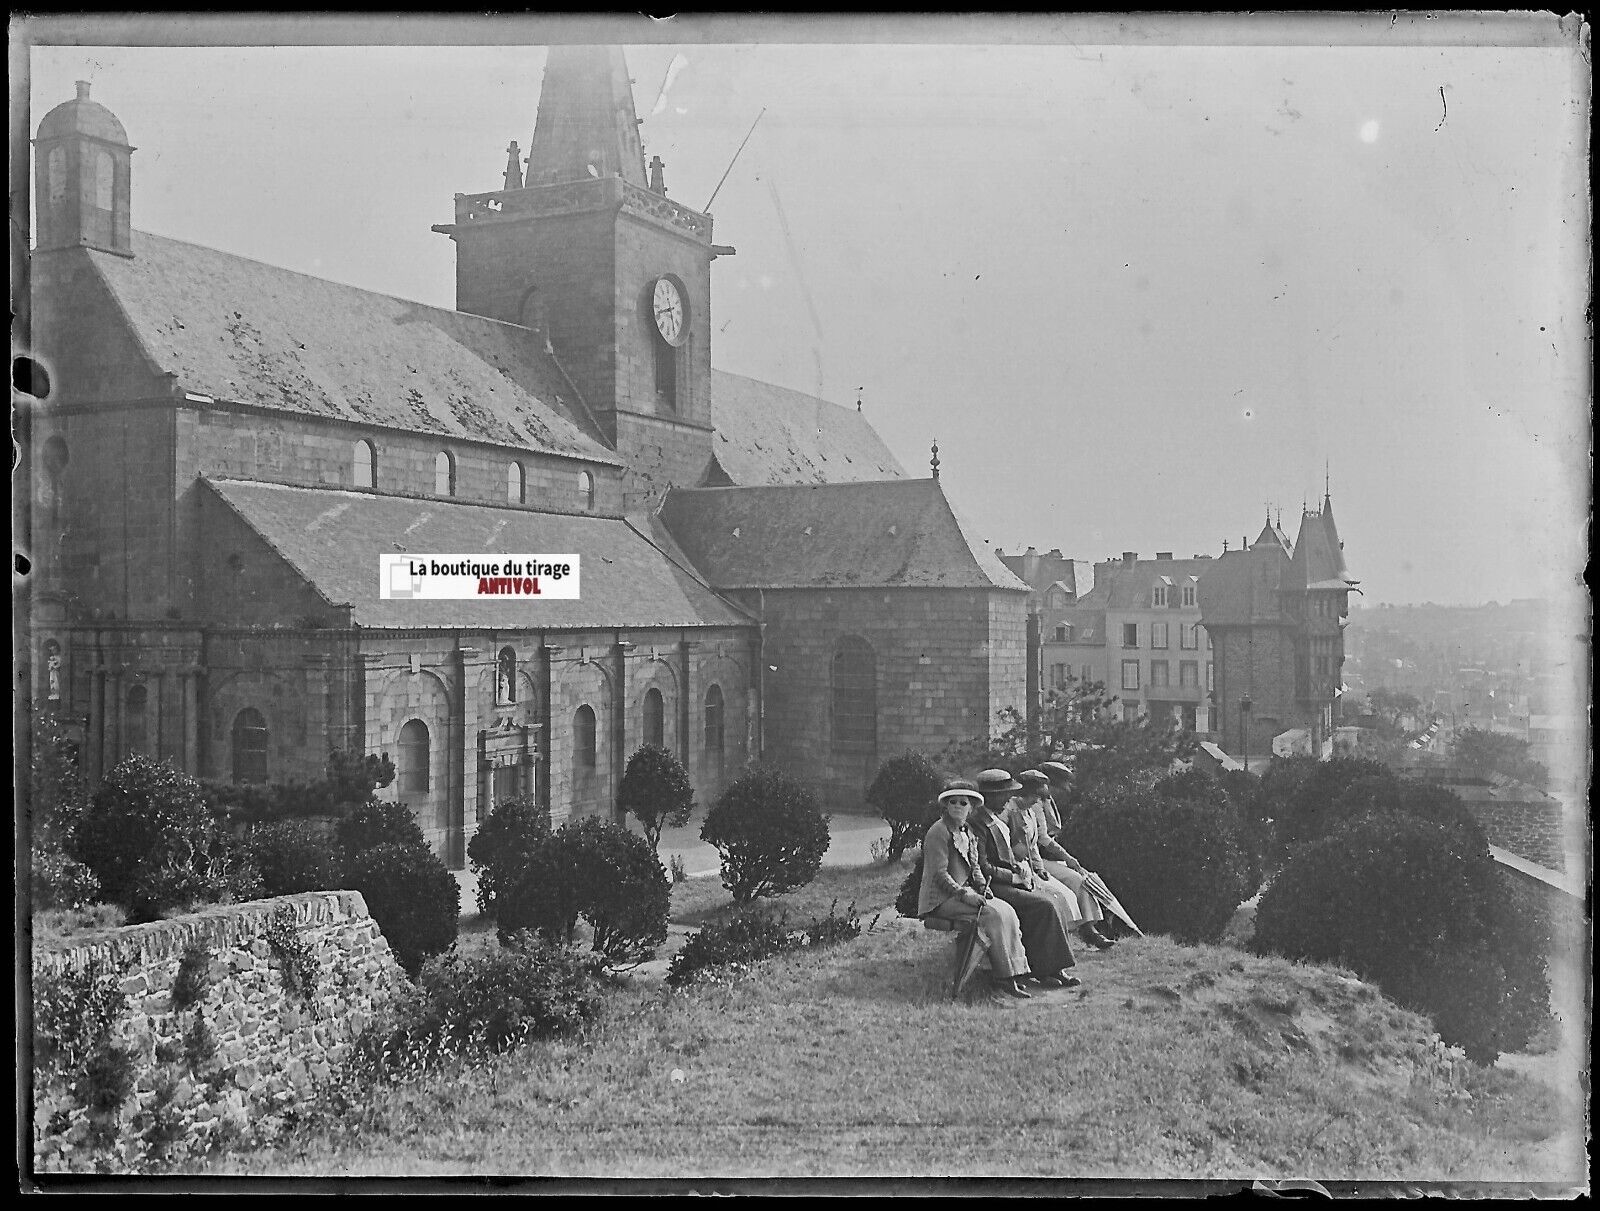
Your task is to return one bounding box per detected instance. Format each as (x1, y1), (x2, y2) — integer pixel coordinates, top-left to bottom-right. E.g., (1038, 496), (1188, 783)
(23, 50), (1028, 865)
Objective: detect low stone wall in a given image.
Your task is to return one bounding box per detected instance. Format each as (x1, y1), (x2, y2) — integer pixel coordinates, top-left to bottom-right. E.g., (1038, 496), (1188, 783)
(1464, 799), (1566, 871)
(32, 891), (402, 1171)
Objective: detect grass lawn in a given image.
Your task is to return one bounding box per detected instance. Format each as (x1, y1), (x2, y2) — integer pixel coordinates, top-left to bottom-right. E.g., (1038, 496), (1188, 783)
(192, 925), (1577, 1183)
(668, 861), (911, 927)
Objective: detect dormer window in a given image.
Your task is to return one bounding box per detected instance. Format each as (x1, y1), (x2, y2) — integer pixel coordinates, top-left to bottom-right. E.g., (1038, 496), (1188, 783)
(1152, 586), (1168, 608)
(1182, 583), (1196, 608)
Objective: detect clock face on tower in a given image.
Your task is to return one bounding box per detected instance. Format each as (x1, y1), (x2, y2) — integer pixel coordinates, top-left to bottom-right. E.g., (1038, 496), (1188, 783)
(652, 277), (686, 347)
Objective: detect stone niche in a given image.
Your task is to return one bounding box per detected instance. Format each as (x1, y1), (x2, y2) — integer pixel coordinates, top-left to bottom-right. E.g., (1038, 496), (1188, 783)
(32, 891), (402, 1171)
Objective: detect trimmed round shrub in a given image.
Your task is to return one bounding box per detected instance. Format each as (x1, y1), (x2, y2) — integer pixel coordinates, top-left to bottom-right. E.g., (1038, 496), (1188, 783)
(1251, 812), (1541, 1063)
(71, 756), (218, 910)
(496, 816), (671, 966)
(617, 745), (696, 853)
(1069, 785), (1252, 944)
(336, 798), (429, 863)
(246, 819), (343, 898)
(467, 794), (552, 916)
(1327, 776), (1490, 857)
(701, 765), (831, 903)
(1267, 755), (1393, 859)
(666, 907), (799, 986)
(865, 751), (943, 861)
(1155, 765), (1271, 892)
(344, 841), (460, 975)
(895, 853), (925, 919)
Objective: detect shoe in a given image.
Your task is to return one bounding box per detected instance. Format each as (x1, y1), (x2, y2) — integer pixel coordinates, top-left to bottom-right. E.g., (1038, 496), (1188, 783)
(1057, 974), (1082, 989)
(1081, 927), (1114, 950)
(1036, 975), (1066, 989)
(999, 980), (1033, 999)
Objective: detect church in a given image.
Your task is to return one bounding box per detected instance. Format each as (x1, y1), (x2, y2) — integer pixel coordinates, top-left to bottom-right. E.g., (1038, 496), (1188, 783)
(23, 47), (1029, 866)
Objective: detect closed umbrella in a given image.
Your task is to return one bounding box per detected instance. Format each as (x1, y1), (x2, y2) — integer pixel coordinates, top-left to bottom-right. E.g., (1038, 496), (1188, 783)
(1082, 870), (1143, 936)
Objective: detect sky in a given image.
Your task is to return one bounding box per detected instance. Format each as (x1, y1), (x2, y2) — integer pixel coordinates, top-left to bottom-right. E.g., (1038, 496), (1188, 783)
(18, 14), (1591, 608)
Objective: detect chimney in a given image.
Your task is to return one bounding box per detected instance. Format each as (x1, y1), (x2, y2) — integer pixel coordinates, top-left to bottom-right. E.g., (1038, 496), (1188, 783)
(1122, 551), (1137, 567)
(1156, 551), (1173, 561)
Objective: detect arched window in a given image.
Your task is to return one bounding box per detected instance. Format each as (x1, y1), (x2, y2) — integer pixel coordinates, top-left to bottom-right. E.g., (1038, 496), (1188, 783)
(397, 719), (430, 795)
(126, 684), (149, 756)
(497, 646), (517, 704)
(232, 707), (269, 784)
(94, 150), (114, 211)
(507, 461), (525, 504)
(643, 687), (665, 749)
(47, 147), (66, 205)
(575, 705), (597, 769)
(703, 684), (724, 756)
(577, 470), (595, 512)
(435, 451), (455, 496)
(353, 439), (376, 489)
(831, 636), (877, 749)
(654, 336), (678, 411)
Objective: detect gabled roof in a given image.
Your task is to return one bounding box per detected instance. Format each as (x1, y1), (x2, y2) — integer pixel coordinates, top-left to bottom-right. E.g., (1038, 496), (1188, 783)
(84, 231), (619, 465)
(708, 371), (907, 486)
(658, 478), (1028, 591)
(1088, 558), (1216, 610)
(204, 478), (752, 629)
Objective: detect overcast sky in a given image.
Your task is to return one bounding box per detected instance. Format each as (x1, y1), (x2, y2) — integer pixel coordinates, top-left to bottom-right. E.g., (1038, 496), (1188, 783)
(20, 14), (1590, 608)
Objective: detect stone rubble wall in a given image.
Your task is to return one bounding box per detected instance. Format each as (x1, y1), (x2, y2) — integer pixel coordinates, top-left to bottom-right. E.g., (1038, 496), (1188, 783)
(32, 890), (402, 1171)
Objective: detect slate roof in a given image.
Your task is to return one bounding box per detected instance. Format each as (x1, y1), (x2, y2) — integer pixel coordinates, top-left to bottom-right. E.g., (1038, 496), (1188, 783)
(88, 231), (620, 465)
(1292, 502), (1358, 591)
(708, 371), (907, 486)
(1089, 558), (1215, 610)
(205, 478), (752, 629)
(658, 479), (1029, 591)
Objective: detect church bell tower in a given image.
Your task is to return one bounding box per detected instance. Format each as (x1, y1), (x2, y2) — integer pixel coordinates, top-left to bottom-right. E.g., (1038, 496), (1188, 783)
(433, 46), (727, 509)
(34, 81), (134, 256)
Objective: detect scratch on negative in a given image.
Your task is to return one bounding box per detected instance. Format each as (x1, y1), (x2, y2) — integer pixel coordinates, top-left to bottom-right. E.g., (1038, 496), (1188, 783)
(1435, 86), (1447, 132)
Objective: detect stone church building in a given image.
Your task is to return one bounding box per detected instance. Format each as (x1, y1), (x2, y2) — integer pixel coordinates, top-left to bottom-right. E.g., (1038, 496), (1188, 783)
(23, 49), (1028, 866)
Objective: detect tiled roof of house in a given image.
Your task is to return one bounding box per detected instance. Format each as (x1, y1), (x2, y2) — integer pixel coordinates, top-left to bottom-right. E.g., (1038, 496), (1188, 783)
(86, 232), (620, 464)
(1197, 545), (1292, 625)
(658, 478), (1028, 591)
(1091, 558), (1215, 610)
(708, 371), (907, 486)
(1292, 502), (1359, 591)
(205, 478), (752, 629)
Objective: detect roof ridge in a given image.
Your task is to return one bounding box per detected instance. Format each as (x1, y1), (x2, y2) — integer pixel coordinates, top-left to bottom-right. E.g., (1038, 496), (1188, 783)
(671, 477), (933, 495)
(206, 476), (630, 522)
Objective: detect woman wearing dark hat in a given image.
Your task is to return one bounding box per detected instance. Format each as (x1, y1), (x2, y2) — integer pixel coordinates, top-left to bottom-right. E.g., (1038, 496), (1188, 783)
(1033, 763), (1118, 949)
(917, 779), (1034, 999)
(969, 770), (1083, 989)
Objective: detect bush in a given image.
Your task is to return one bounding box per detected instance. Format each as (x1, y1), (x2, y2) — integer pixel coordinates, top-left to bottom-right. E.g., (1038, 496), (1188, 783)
(246, 820), (343, 898)
(1154, 766), (1271, 892)
(31, 838), (102, 911)
(496, 816), (671, 966)
(617, 745), (696, 853)
(896, 853), (924, 919)
(666, 908), (799, 986)
(336, 798), (430, 863)
(467, 795), (551, 917)
(1327, 775), (1490, 857)
(1069, 784), (1252, 944)
(1251, 812), (1542, 1063)
(415, 932), (609, 1052)
(1265, 755), (1393, 860)
(804, 900), (863, 947)
(71, 756), (219, 910)
(865, 751), (943, 862)
(701, 766), (831, 903)
(344, 841), (460, 975)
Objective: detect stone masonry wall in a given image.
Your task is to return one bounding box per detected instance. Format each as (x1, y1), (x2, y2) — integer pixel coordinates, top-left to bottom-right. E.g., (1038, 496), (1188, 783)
(32, 891), (401, 1171)
(1462, 799), (1567, 872)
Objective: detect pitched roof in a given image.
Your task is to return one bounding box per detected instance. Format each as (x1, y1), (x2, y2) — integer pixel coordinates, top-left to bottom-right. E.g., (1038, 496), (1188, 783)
(1090, 558), (1216, 610)
(87, 231), (619, 465)
(204, 478), (752, 629)
(708, 371), (907, 486)
(658, 479), (1029, 591)
(1292, 503), (1358, 591)
(1196, 545), (1292, 625)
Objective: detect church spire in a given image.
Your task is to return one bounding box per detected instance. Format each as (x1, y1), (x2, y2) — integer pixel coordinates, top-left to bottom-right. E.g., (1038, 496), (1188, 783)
(526, 46), (648, 188)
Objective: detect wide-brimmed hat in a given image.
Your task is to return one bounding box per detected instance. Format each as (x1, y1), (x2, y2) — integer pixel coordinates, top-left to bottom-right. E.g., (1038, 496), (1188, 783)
(1017, 769), (1049, 788)
(937, 777), (983, 806)
(975, 768), (1023, 795)
(1039, 761), (1073, 785)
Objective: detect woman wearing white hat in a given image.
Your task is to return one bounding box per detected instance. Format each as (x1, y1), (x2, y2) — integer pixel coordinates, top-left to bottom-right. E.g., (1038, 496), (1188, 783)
(917, 779), (1034, 999)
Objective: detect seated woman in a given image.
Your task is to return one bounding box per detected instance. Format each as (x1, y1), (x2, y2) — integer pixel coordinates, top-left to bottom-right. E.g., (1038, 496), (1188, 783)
(917, 779), (1035, 999)
(1029, 765), (1116, 949)
(969, 770), (1083, 989)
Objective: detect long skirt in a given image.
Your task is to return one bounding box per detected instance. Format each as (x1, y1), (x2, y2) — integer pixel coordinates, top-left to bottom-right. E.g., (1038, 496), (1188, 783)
(926, 896), (1029, 980)
(1042, 862), (1106, 926)
(990, 884), (1077, 975)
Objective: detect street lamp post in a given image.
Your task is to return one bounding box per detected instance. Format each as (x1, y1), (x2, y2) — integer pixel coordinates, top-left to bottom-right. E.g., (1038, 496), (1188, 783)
(1240, 694), (1253, 773)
